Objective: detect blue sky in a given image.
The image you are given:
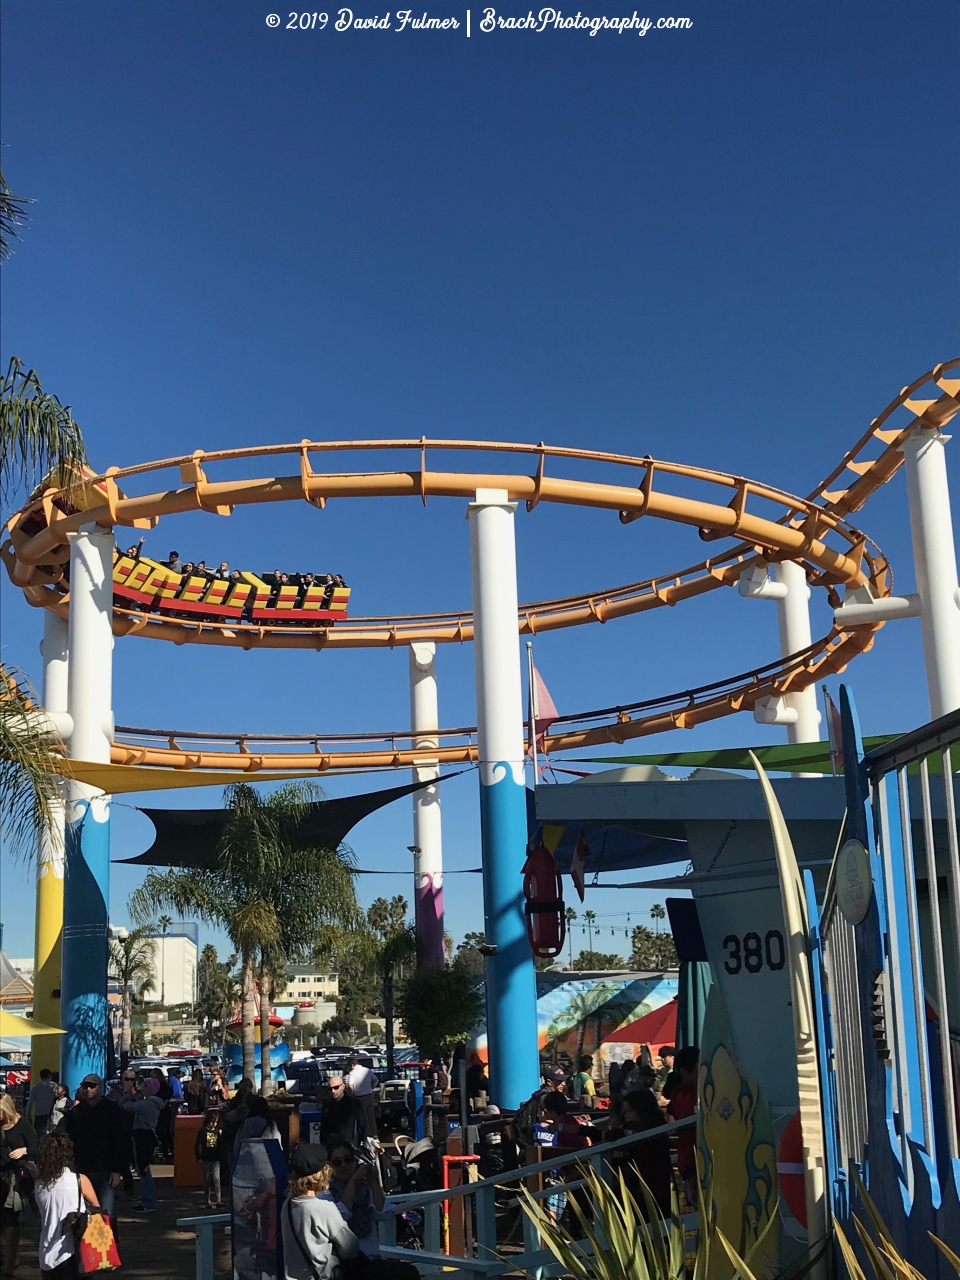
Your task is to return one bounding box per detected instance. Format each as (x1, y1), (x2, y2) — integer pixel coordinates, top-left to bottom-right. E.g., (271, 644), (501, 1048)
(1, 0), (957, 964)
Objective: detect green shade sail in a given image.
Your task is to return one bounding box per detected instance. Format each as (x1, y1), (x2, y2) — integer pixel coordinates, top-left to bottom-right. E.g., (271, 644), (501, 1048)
(562, 737), (900, 774)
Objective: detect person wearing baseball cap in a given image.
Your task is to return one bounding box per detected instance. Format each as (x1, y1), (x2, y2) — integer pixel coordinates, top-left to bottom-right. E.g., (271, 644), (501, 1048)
(282, 1144), (359, 1279)
(63, 1074), (128, 1222)
(511, 1066), (568, 1150)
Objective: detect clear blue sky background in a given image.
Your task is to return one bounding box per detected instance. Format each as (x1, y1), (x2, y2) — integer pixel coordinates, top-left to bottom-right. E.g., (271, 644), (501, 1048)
(1, 0), (957, 964)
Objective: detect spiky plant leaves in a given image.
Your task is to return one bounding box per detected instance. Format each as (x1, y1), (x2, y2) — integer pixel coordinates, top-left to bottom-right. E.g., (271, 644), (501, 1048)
(513, 1165), (685, 1280)
(0, 665), (67, 859)
(931, 1236), (960, 1278)
(716, 1229), (762, 1280)
(835, 1222), (869, 1280)
(850, 1170), (899, 1255)
(0, 168), (33, 261)
(0, 357), (87, 504)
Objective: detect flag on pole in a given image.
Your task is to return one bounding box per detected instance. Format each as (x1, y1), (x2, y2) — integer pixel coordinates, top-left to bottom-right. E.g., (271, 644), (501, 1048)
(527, 662), (559, 759)
(570, 827), (590, 902)
(822, 687), (843, 773)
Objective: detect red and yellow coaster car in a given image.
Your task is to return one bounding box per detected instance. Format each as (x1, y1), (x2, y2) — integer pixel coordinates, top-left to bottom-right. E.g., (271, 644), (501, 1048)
(111, 555), (350, 624)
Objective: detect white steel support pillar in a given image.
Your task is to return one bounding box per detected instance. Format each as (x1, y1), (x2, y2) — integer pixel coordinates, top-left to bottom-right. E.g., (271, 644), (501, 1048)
(773, 561), (821, 744)
(409, 642), (445, 968)
(61, 526), (115, 1087)
(468, 489), (540, 1110)
(902, 428), (960, 718)
(32, 610), (69, 1074)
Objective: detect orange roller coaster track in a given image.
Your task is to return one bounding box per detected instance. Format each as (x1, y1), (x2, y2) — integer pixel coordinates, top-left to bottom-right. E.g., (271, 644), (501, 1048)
(4, 359), (958, 773)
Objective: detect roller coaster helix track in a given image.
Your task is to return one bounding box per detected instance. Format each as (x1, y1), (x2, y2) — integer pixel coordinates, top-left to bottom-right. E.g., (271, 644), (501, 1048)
(3, 359), (958, 774)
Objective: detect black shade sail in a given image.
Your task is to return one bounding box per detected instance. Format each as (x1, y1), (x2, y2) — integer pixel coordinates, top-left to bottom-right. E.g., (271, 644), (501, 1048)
(115, 775), (447, 869)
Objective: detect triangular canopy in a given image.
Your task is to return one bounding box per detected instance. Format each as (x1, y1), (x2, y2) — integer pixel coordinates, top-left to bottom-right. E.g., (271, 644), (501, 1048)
(0, 1010), (64, 1036)
(605, 997), (678, 1046)
(115, 775), (445, 868)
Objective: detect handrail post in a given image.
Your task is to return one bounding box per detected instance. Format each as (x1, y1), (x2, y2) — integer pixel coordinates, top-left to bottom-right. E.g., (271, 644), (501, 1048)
(196, 1220), (213, 1280)
(424, 1201), (442, 1254)
(475, 1182), (497, 1261)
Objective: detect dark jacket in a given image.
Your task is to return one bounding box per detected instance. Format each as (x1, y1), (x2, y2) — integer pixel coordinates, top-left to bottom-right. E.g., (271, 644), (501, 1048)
(195, 1126), (221, 1163)
(318, 1096), (369, 1150)
(63, 1098), (129, 1175)
(1, 1117), (39, 1196)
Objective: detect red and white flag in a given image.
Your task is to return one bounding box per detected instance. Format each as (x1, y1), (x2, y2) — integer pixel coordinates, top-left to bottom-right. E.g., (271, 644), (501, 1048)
(823, 687), (844, 772)
(570, 827), (590, 902)
(527, 663), (559, 759)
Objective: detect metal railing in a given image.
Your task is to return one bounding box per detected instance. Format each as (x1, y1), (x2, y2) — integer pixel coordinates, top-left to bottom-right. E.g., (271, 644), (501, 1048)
(867, 708), (960, 1167)
(377, 1115), (697, 1277)
(177, 1116), (696, 1280)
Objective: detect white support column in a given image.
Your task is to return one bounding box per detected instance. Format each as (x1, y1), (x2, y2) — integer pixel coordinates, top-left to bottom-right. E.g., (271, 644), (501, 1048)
(468, 489), (540, 1110)
(902, 428), (960, 718)
(61, 525), (115, 1087)
(32, 610), (69, 1074)
(773, 561), (821, 744)
(409, 642), (445, 968)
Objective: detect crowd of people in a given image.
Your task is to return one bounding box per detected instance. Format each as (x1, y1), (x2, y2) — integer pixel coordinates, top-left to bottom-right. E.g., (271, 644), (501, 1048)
(119, 539), (348, 611)
(0, 1057), (416, 1280)
(1, 1045), (698, 1277)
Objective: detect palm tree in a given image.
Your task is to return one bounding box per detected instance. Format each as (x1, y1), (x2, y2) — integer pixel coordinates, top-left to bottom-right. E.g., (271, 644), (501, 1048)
(0, 169), (88, 858)
(650, 903), (666, 935)
(0, 667), (66, 858)
(196, 946), (237, 1052)
(131, 782), (359, 1090)
(157, 915), (173, 1006)
(108, 927), (156, 1068)
(584, 909), (597, 952)
(565, 908), (577, 968)
(0, 169), (33, 263)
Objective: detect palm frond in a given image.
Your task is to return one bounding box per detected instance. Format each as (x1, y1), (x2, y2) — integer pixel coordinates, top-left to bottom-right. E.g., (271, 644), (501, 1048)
(0, 663), (65, 859)
(1, 356), (87, 503)
(0, 168), (33, 262)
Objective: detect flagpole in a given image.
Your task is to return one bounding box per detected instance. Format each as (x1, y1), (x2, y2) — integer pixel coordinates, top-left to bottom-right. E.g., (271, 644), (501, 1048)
(526, 641), (539, 783)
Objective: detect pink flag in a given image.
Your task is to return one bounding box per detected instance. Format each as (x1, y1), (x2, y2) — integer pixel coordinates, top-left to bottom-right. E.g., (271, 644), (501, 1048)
(527, 664), (559, 759)
(570, 827), (590, 902)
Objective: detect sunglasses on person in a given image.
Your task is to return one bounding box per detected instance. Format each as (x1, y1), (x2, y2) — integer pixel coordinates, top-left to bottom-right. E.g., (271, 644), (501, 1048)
(81, 1082), (100, 1090)
(330, 1155), (356, 1168)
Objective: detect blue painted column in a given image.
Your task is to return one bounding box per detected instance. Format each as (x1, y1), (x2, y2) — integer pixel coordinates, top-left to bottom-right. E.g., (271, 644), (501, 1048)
(468, 489), (540, 1110)
(61, 525), (114, 1087)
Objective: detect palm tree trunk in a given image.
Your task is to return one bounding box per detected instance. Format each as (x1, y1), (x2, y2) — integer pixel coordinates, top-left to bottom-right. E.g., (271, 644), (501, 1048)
(260, 970), (274, 1097)
(121, 985), (131, 1069)
(575, 1019), (587, 1066)
(241, 952), (257, 1084)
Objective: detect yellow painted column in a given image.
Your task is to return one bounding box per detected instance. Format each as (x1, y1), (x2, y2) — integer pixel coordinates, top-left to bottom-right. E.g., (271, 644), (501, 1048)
(32, 610), (70, 1073)
(32, 823), (65, 1073)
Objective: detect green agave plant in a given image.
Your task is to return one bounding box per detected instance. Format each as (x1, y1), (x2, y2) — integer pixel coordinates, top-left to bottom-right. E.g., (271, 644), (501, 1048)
(513, 1164), (825, 1280)
(512, 1165), (799, 1280)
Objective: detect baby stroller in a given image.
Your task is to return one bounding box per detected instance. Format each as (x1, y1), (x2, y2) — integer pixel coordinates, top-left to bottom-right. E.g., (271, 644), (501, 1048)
(396, 1136), (441, 1193)
(393, 1136), (442, 1248)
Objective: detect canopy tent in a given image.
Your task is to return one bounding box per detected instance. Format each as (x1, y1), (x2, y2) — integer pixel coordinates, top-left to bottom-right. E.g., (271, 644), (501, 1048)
(605, 997), (678, 1047)
(525, 789), (688, 874)
(35, 756), (399, 794)
(115, 774), (448, 868)
(0, 1010), (63, 1036)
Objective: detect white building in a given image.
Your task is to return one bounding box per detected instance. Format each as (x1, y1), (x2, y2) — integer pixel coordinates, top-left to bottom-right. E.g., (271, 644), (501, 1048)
(145, 923), (198, 1007)
(275, 968), (340, 1004)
